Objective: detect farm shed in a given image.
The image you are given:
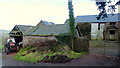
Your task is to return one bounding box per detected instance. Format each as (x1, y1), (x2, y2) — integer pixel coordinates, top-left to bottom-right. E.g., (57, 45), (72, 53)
(9, 25), (34, 44)
(23, 24), (72, 48)
(75, 13), (120, 40)
(9, 20), (56, 44)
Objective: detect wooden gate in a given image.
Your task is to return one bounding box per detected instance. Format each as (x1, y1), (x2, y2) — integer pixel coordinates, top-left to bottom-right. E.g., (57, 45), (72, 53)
(73, 37), (89, 52)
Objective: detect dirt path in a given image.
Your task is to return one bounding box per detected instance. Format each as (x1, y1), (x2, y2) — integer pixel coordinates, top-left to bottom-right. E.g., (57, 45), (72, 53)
(65, 54), (119, 66)
(2, 53), (119, 66)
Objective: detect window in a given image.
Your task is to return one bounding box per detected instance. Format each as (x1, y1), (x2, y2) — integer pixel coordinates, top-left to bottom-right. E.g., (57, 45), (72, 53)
(110, 22), (116, 25)
(109, 30), (115, 35)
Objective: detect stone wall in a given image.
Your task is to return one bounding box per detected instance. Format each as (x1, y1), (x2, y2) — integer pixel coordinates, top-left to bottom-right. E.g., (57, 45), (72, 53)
(104, 22), (120, 41)
(23, 36), (58, 50)
(117, 22), (120, 40)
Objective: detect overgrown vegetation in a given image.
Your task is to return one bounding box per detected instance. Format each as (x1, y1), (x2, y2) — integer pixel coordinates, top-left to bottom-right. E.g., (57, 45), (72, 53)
(0, 45), (4, 52)
(13, 46), (86, 63)
(68, 1), (75, 38)
(56, 36), (72, 48)
(68, 1), (76, 50)
(77, 23), (91, 40)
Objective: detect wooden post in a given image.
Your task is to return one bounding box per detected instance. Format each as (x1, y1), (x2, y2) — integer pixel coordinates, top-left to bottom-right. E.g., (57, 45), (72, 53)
(72, 38), (74, 50)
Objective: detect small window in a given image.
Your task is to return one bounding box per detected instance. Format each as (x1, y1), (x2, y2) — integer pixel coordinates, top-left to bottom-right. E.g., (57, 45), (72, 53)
(109, 30), (115, 35)
(110, 22), (116, 25)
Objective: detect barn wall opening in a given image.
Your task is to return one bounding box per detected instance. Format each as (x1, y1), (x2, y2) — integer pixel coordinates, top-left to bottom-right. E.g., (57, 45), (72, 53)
(11, 36), (23, 44)
(109, 30), (115, 35)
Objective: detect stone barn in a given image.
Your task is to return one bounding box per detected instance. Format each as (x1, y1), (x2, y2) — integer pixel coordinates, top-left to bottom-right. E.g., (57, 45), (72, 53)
(75, 13), (120, 41)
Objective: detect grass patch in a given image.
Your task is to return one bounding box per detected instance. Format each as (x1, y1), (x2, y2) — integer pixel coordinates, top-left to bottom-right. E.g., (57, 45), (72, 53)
(90, 40), (119, 48)
(0, 44), (4, 52)
(90, 41), (105, 47)
(13, 46), (86, 63)
(89, 40), (105, 47)
(91, 43), (105, 47)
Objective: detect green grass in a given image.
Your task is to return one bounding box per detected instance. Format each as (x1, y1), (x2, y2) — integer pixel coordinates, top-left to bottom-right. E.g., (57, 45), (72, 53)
(13, 46), (86, 63)
(0, 44), (4, 49)
(89, 40), (106, 47)
(0, 44), (4, 52)
(90, 40), (119, 47)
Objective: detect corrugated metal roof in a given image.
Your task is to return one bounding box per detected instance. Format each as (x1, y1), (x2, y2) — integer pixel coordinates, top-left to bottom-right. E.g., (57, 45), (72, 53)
(75, 13), (120, 23)
(28, 24), (70, 35)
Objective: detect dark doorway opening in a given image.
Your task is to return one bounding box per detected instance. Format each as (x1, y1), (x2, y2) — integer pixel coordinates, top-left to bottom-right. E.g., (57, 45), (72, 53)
(109, 30), (115, 35)
(10, 36), (23, 45)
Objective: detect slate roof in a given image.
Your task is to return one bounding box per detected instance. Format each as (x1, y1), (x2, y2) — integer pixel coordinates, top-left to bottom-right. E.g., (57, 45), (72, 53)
(27, 24), (70, 35)
(37, 20), (55, 26)
(64, 19), (69, 24)
(75, 13), (120, 23)
(9, 25), (34, 35)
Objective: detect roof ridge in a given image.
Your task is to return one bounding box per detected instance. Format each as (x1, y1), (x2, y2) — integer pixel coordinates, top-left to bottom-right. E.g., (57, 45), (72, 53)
(76, 13), (120, 17)
(16, 25), (33, 27)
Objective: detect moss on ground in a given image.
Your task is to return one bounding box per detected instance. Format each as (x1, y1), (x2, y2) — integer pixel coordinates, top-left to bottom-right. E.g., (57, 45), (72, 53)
(13, 46), (86, 63)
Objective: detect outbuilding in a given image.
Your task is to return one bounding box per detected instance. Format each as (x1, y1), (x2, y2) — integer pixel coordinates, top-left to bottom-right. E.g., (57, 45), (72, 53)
(75, 13), (120, 40)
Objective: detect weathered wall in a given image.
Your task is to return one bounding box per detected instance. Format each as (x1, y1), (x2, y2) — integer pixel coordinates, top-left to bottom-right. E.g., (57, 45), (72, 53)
(73, 37), (89, 52)
(104, 22), (120, 41)
(91, 23), (104, 40)
(104, 22), (109, 40)
(23, 36), (58, 50)
(116, 22), (120, 40)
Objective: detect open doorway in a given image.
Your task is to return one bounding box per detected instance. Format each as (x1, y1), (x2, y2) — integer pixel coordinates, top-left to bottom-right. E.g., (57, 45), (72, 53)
(109, 30), (116, 40)
(10, 36), (23, 48)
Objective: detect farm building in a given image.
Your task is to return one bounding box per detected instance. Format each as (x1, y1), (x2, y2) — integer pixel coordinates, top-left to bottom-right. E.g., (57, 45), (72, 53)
(23, 24), (72, 48)
(75, 13), (120, 40)
(9, 25), (34, 44)
(22, 23), (86, 52)
(36, 20), (55, 26)
(9, 20), (78, 48)
(9, 20), (88, 52)
(9, 20), (55, 46)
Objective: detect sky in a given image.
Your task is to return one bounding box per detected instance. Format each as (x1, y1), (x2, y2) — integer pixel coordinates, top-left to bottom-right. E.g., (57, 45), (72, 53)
(0, 0), (119, 30)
